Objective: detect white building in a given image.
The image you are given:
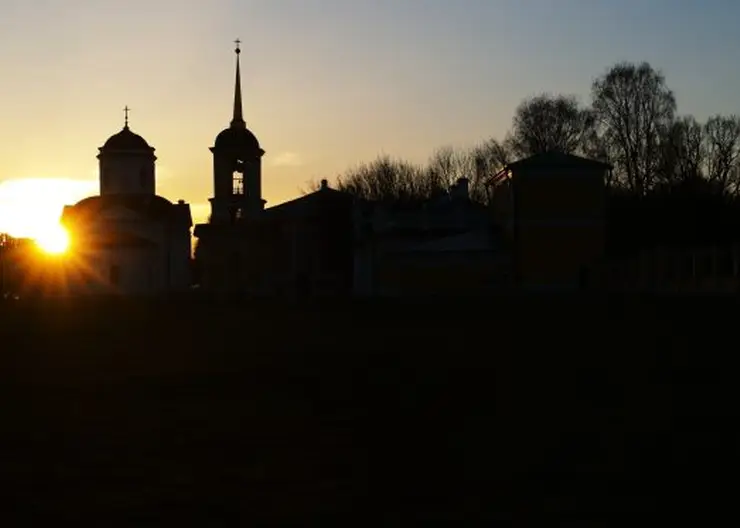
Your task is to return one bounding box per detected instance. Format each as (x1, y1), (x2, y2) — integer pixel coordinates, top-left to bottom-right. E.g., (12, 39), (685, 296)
(60, 115), (192, 295)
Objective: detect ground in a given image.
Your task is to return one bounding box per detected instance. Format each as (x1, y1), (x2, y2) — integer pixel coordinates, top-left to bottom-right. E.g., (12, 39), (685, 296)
(0, 296), (735, 523)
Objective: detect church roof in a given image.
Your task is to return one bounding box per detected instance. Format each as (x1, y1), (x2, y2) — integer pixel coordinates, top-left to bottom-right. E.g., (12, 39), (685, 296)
(63, 194), (191, 226)
(214, 126), (261, 152)
(101, 126), (152, 151)
(211, 40), (262, 154)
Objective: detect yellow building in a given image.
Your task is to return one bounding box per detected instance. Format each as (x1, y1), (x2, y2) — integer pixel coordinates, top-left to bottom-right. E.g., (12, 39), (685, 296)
(488, 152), (611, 291)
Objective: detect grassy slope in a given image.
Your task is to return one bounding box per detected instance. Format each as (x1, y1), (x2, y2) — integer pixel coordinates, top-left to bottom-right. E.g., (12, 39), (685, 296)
(0, 296), (735, 523)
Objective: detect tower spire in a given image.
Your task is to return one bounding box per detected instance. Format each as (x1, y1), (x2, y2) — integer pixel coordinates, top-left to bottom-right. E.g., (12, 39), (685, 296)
(123, 105), (130, 129)
(230, 39), (245, 129)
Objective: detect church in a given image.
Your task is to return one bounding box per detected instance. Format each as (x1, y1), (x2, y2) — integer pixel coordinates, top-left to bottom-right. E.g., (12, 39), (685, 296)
(193, 41), (357, 297)
(60, 110), (193, 296)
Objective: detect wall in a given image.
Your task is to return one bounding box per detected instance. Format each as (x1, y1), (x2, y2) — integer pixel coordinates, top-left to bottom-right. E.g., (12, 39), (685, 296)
(66, 213), (190, 296)
(67, 247), (162, 296)
(373, 251), (508, 296)
(512, 164), (606, 290)
(592, 245), (740, 293)
(99, 154), (156, 195)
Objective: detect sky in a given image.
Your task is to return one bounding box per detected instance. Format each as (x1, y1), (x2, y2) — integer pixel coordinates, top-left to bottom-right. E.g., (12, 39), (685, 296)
(1, 0), (739, 235)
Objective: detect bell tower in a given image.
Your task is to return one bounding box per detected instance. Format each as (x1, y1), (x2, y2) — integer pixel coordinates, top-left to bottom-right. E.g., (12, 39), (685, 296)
(209, 39), (265, 225)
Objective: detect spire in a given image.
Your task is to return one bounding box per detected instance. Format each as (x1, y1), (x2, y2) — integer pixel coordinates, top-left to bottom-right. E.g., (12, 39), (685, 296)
(230, 39), (245, 129)
(123, 105), (130, 130)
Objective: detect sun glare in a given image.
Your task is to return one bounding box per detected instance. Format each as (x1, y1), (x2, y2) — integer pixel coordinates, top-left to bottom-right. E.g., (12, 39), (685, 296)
(0, 177), (95, 255)
(35, 224), (70, 255)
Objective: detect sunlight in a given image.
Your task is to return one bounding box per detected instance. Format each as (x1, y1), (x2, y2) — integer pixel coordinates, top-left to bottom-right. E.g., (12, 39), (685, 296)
(35, 224), (70, 255)
(0, 177), (95, 249)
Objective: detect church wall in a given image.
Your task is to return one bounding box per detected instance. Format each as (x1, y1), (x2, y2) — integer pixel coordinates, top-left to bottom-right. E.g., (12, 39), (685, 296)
(66, 214), (191, 295)
(99, 154), (156, 195)
(67, 247), (162, 296)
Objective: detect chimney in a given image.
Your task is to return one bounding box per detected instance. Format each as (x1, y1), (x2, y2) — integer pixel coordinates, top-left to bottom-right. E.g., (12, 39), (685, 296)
(177, 199), (185, 205)
(320, 179), (328, 190)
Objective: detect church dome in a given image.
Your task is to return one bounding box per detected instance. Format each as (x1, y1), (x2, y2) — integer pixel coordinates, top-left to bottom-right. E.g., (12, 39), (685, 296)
(102, 126), (152, 151)
(214, 126), (261, 151)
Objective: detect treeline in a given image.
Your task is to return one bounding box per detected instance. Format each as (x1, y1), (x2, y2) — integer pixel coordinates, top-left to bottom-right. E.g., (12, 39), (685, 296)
(314, 61), (740, 207)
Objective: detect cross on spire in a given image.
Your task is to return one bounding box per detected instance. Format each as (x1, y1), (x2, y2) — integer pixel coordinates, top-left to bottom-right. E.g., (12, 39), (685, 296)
(123, 106), (130, 128)
(231, 39), (245, 128)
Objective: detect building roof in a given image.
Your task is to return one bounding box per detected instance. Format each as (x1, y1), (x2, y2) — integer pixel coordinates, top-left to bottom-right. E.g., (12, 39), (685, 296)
(101, 126), (153, 151)
(212, 43), (263, 154)
(62, 194), (191, 226)
(506, 152), (612, 171)
(213, 126), (262, 152)
(264, 183), (353, 219)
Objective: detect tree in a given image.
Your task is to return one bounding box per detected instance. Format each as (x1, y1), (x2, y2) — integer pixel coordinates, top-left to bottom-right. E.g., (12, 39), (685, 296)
(505, 94), (596, 158)
(474, 138), (511, 172)
(335, 155), (426, 202)
(591, 62), (676, 194)
(703, 115), (740, 195)
(657, 116), (704, 186)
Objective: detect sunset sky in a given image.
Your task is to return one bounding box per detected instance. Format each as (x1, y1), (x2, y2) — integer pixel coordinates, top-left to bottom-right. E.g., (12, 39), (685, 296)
(1, 0), (739, 237)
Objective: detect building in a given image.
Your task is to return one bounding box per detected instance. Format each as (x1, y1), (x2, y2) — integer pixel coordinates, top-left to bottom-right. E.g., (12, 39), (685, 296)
(193, 40), (268, 295)
(259, 180), (355, 296)
(487, 152), (611, 291)
(194, 42), (358, 297)
(353, 178), (507, 296)
(60, 112), (192, 296)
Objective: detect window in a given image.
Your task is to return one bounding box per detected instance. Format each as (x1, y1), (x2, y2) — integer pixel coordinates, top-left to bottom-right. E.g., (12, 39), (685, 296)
(232, 170), (244, 195)
(109, 264), (120, 285)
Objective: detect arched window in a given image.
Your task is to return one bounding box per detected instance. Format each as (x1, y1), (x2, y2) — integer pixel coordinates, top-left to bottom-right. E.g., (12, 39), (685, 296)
(232, 171), (244, 195)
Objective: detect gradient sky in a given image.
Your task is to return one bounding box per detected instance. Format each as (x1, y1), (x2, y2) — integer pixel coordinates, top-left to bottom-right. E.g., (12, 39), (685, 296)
(1, 0), (739, 230)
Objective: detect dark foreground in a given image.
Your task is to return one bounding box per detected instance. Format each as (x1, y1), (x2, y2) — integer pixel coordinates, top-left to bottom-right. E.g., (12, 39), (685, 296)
(0, 295), (736, 523)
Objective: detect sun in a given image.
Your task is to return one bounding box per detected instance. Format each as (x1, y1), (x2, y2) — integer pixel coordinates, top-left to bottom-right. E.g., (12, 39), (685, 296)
(35, 225), (70, 255)
(0, 177), (94, 256)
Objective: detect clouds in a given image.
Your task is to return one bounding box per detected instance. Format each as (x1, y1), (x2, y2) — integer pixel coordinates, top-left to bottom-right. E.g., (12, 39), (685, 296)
(270, 151), (303, 167)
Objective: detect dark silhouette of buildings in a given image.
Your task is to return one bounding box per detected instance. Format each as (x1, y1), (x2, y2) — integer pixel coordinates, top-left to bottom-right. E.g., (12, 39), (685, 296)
(57, 110), (192, 296)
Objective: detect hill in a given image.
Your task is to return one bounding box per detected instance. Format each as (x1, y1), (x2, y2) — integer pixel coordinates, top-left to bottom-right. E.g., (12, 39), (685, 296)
(0, 295), (736, 523)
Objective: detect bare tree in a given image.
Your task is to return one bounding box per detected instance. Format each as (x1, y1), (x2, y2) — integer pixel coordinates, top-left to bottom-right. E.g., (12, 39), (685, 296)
(335, 155), (426, 202)
(468, 138), (512, 202)
(591, 62), (676, 194)
(505, 94), (596, 158)
(657, 116), (704, 186)
(703, 115), (740, 194)
(427, 146), (475, 186)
